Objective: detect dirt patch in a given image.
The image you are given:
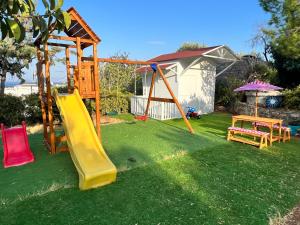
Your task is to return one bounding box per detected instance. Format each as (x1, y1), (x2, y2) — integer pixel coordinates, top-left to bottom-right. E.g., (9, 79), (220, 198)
(270, 204), (300, 225)
(91, 115), (124, 125)
(26, 124), (44, 134)
(25, 116), (123, 135)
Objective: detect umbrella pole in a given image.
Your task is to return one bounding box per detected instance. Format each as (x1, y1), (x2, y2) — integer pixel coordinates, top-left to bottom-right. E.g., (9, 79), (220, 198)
(255, 91), (258, 117)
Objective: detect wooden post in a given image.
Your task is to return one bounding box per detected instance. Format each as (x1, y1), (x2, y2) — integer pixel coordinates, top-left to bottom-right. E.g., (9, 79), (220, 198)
(93, 43), (101, 140)
(36, 46), (47, 140)
(65, 47), (71, 93)
(45, 43), (56, 154)
(156, 65), (195, 134)
(144, 71), (157, 116)
(76, 37), (82, 92)
(255, 91), (258, 117)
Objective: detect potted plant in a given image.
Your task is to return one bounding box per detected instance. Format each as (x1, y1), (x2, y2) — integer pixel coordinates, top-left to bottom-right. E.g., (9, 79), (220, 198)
(288, 121), (300, 136)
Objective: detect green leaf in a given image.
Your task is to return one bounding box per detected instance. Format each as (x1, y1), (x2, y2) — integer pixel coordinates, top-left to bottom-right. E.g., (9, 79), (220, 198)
(55, 0), (64, 10)
(47, 15), (53, 27)
(25, 0), (35, 11)
(0, 21), (8, 40)
(8, 0), (14, 10)
(62, 11), (71, 29)
(33, 27), (39, 38)
(41, 0), (49, 10)
(49, 0), (55, 10)
(17, 21), (25, 42)
(40, 19), (48, 32)
(7, 19), (22, 41)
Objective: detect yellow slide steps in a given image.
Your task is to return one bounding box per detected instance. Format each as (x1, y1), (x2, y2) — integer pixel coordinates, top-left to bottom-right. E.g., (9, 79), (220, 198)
(54, 89), (117, 190)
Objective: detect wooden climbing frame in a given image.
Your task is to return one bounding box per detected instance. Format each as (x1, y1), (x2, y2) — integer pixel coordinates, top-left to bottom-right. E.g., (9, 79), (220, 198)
(34, 7), (194, 154)
(35, 7), (101, 154)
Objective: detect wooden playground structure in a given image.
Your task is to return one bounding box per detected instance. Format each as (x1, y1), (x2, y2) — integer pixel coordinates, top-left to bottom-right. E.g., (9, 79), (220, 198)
(35, 7), (194, 154)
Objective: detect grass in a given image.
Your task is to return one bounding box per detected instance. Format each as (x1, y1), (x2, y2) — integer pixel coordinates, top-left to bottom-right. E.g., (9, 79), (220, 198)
(0, 112), (299, 225)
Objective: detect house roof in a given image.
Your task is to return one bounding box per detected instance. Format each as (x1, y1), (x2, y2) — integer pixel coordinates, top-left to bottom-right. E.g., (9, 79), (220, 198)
(136, 63), (175, 73)
(148, 46), (221, 62)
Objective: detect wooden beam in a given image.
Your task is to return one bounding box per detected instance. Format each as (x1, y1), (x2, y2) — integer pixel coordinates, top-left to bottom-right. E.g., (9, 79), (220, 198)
(56, 135), (67, 143)
(44, 43), (56, 154)
(47, 42), (76, 48)
(49, 35), (94, 44)
(149, 97), (175, 103)
(65, 47), (72, 93)
(36, 46), (47, 140)
(156, 65), (195, 134)
(203, 54), (237, 61)
(215, 60), (237, 77)
(93, 43), (101, 140)
(76, 37), (82, 92)
(82, 57), (153, 65)
(144, 71), (157, 116)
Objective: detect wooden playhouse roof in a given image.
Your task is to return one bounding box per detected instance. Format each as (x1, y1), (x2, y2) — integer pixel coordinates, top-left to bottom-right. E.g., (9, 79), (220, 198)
(35, 7), (100, 48)
(65, 7), (101, 48)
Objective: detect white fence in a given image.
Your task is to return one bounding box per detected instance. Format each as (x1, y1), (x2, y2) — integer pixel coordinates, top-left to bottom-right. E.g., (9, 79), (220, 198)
(4, 84), (39, 96)
(131, 96), (181, 120)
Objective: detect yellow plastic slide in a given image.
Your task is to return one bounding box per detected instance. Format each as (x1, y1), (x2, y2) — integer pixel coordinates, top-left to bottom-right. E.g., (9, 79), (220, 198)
(54, 89), (117, 190)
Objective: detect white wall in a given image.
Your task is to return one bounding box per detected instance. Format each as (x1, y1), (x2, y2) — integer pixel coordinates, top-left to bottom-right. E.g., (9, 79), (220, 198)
(138, 58), (217, 118)
(178, 58), (216, 114)
(142, 63), (180, 98)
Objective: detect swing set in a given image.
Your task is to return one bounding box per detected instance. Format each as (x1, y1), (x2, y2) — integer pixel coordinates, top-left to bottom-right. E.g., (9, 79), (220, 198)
(35, 7), (194, 155)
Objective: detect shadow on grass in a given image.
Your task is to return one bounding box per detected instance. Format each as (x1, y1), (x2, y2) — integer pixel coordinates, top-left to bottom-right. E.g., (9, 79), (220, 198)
(1, 114), (300, 225)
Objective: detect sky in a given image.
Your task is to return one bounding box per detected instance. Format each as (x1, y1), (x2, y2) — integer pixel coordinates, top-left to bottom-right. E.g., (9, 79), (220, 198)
(14, 0), (270, 83)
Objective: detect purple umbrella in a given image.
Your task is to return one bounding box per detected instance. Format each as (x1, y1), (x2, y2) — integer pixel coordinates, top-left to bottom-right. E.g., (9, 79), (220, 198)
(234, 80), (283, 117)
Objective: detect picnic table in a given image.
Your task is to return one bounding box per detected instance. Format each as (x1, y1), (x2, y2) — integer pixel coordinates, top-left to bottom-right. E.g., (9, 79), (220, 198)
(231, 115), (283, 146)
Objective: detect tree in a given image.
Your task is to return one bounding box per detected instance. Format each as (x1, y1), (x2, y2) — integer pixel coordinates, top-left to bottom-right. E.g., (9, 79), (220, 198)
(100, 53), (135, 94)
(100, 52), (136, 113)
(0, 0), (72, 94)
(251, 26), (272, 63)
(259, 0), (300, 87)
(0, 0), (71, 42)
(177, 42), (207, 52)
(0, 39), (35, 95)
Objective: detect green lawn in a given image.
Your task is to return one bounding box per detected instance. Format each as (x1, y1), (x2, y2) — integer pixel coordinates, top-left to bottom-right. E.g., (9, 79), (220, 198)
(0, 113), (299, 225)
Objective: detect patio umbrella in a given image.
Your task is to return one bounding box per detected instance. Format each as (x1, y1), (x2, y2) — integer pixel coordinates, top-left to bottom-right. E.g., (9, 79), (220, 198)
(234, 80), (283, 117)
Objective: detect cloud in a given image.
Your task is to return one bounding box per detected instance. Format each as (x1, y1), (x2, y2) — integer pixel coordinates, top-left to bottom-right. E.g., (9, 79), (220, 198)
(147, 41), (166, 45)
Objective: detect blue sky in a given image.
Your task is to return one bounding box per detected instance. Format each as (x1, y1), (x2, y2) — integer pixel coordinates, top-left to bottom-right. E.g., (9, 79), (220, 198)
(18, 0), (270, 82)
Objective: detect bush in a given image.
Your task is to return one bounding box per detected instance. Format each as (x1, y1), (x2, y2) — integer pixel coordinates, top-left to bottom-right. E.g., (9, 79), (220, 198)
(23, 93), (42, 125)
(100, 91), (131, 114)
(0, 95), (25, 127)
(215, 75), (244, 109)
(282, 85), (300, 110)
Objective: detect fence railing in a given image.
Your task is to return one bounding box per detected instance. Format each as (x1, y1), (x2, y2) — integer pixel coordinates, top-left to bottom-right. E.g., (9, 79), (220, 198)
(131, 96), (181, 120)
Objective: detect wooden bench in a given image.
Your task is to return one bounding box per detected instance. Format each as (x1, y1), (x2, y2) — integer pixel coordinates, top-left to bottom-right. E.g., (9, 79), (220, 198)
(227, 127), (269, 149)
(253, 122), (291, 142)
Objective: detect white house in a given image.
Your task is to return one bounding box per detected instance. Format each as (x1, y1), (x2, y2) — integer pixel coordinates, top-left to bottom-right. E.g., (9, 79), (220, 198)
(131, 45), (238, 120)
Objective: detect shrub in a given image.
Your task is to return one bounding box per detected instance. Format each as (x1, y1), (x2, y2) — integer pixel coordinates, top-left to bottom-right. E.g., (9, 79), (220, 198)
(282, 85), (300, 110)
(23, 93), (42, 125)
(215, 75), (244, 109)
(100, 91), (131, 114)
(0, 95), (25, 127)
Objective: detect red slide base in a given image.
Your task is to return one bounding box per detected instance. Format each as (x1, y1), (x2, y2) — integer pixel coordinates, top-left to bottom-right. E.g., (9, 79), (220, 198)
(1, 122), (34, 168)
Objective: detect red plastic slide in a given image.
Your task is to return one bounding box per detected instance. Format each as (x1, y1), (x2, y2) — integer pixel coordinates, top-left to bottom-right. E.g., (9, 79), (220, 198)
(1, 121), (34, 168)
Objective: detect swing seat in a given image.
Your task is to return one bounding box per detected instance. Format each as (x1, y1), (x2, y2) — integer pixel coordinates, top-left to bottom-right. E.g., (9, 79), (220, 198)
(135, 115), (148, 121)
